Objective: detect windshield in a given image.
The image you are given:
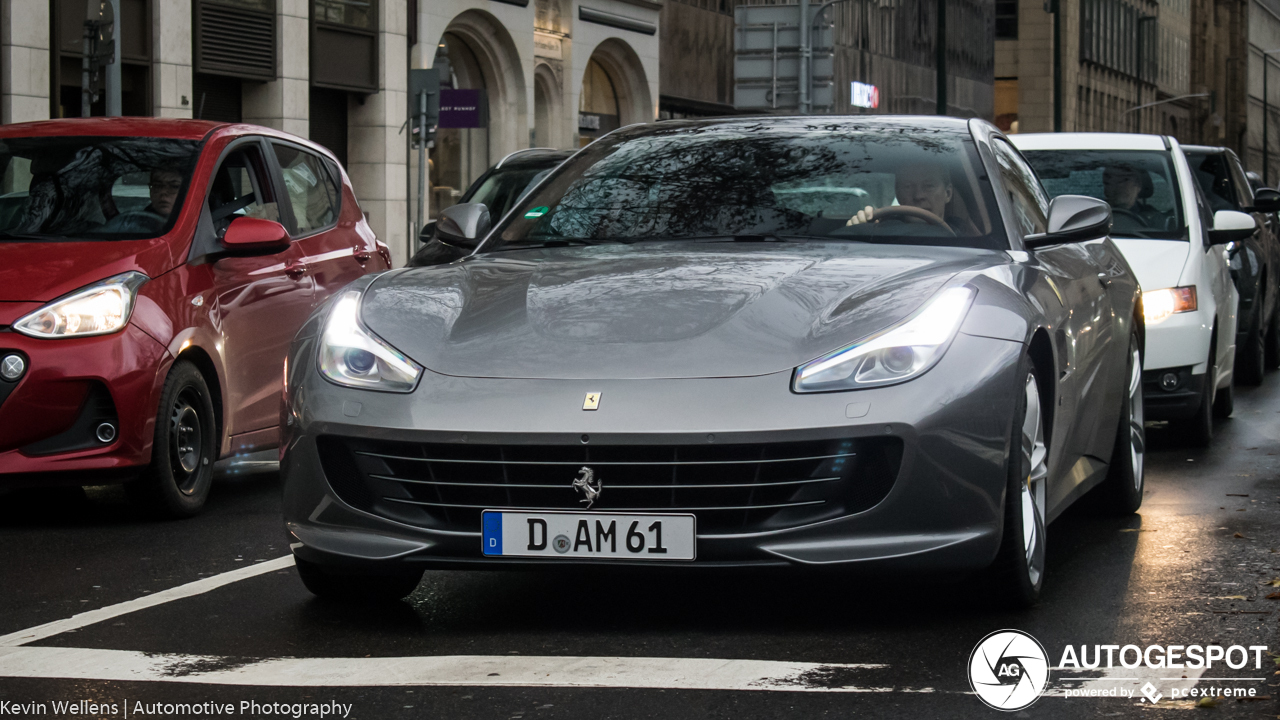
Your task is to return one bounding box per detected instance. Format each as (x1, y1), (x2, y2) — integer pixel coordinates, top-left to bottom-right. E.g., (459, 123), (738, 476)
(0, 135), (200, 242)
(1184, 152), (1239, 212)
(1021, 149), (1186, 239)
(465, 164), (558, 222)
(490, 122), (1005, 251)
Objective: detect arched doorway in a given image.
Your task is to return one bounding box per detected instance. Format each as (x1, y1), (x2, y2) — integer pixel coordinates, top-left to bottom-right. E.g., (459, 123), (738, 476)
(432, 32), (489, 212)
(577, 39), (654, 146)
(533, 63), (564, 148)
(427, 10), (527, 217)
(577, 58), (619, 146)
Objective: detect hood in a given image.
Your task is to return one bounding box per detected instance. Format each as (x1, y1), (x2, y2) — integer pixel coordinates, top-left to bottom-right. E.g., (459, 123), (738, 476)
(1111, 238), (1191, 294)
(361, 243), (1002, 380)
(0, 238), (178, 303)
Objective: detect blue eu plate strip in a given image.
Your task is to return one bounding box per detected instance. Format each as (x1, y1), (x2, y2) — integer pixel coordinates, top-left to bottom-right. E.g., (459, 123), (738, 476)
(482, 512), (503, 555)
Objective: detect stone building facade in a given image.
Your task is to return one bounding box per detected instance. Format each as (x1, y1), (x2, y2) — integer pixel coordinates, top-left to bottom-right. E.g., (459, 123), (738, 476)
(421, 0), (662, 219)
(995, 0), (1253, 168)
(609, 0), (997, 126)
(1247, 0), (1280, 184)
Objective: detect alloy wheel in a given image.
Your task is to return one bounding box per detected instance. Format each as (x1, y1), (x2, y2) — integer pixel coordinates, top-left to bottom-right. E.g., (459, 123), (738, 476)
(1021, 373), (1048, 588)
(1127, 347), (1145, 490)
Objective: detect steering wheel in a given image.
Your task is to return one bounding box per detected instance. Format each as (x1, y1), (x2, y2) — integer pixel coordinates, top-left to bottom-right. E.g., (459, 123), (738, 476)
(1111, 207), (1146, 224)
(867, 205), (956, 236)
(104, 210), (166, 233)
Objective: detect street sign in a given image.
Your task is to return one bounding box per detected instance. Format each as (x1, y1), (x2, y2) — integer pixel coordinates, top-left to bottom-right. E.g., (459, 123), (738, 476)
(733, 3), (834, 111)
(408, 68), (440, 127)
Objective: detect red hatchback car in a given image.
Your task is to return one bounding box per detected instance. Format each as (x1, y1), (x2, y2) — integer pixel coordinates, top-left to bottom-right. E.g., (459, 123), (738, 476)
(0, 118), (389, 516)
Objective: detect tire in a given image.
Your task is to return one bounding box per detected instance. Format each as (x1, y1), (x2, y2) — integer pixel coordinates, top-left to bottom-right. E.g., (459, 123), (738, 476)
(125, 360), (218, 518)
(1098, 333), (1144, 515)
(1238, 307), (1265, 386)
(986, 360), (1048, 609)
(295, 557), (422, 603)
(1177, 343), (1216, 448)
(1213, 374), (1234, 419)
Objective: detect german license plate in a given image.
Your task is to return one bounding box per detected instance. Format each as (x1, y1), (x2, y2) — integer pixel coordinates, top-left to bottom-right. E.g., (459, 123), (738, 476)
(481, 510), (696, 560)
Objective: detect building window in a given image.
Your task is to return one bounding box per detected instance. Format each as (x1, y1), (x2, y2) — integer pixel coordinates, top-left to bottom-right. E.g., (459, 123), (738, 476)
(194, 0), (276, 81)
(1079, 0), (1157, 84)
(314, 0), (373, 29)
(996, 0), (1017, 40)
(311, 0), (378, 92)
(50, 0), (152, 118)
(996, 78), (1019, 131)
(193, 73), (242, 122)
(309, 87), (349, 168)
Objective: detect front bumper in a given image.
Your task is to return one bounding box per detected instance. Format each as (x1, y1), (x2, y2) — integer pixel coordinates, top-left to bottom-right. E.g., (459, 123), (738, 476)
(282, 332), (1025, 571)
(1144, 309), (1213, 373)
(1141, 365), (1206, 421)
(0, 323), (170, 485)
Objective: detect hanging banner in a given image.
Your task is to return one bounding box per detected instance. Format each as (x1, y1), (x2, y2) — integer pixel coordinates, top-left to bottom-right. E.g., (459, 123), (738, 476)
(438, 89), (487, 129)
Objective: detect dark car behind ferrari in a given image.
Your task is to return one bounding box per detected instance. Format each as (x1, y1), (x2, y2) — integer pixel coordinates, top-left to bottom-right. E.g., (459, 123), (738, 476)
(411, 148), (572, 267)
(1183, 145), (1280, 384)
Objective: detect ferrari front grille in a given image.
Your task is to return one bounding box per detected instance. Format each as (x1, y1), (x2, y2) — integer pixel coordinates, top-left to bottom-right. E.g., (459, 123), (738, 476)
(317, 435), (903, 535)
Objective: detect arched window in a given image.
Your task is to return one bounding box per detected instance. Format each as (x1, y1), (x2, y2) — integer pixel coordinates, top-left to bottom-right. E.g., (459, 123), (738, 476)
(578, 58), (619, 146)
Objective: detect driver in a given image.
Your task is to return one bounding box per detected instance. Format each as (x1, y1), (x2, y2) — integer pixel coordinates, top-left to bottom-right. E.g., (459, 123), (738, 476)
(144, 169), (183, 219)
(1103, 165), (1163, 227)
(96, 168), (183, 233)
(845, 161), (978, 235)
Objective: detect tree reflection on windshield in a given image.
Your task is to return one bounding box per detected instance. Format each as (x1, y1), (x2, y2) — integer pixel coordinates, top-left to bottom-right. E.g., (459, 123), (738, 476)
(0, 136), (200, 242)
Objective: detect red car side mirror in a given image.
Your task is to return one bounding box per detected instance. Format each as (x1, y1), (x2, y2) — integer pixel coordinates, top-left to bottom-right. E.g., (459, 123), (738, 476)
(221, 217), (290, 252)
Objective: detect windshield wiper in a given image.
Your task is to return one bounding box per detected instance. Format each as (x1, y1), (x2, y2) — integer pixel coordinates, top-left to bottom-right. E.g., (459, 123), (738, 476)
(618, 234), (800, 244)
(488, 238), (612, 252)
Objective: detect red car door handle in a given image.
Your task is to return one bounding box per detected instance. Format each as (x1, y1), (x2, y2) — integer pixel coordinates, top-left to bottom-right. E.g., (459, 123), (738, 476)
(353, 247), (372, 262)
(285, 262), (307, 278)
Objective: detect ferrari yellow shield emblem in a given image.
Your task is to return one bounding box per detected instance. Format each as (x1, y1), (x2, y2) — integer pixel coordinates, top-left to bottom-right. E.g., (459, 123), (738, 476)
(583, 392), (601, 410)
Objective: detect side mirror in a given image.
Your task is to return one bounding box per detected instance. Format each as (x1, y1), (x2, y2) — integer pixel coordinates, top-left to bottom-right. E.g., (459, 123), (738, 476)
(1250, 188), (1280, 213)
(1024, 195), (1112, 249)
(221, 217), (290, 252)
(436, 202), (491, 249)
(1209, 209), (1257, 245)
(418, 219), (437, 243)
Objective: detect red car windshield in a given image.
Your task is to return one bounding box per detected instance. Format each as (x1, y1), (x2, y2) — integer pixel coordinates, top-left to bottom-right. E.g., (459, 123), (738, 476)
(0, 135), (200, 242)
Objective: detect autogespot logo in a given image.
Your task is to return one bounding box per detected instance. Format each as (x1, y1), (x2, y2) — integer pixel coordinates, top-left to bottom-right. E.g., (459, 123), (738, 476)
(968, 630), (1051, 711)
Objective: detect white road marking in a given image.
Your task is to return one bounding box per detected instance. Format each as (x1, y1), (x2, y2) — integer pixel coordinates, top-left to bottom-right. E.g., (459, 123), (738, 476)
(0, 647), (906, 692)
(0, 556), (295, 648)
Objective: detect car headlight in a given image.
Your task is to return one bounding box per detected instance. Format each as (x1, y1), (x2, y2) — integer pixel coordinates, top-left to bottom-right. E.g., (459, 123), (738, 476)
(13, 271), (149, 339)
(318, 290), (422, 393)
(1142, 286), (1197, 325)
(793, 286), (975, 392)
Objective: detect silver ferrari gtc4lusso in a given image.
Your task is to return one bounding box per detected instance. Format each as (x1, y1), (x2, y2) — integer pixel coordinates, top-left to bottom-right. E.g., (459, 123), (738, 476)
(281, 117), (1145, 607)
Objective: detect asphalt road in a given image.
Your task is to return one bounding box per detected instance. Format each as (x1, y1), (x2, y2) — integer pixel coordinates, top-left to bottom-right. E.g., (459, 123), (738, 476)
(2, 380), (1280, 719)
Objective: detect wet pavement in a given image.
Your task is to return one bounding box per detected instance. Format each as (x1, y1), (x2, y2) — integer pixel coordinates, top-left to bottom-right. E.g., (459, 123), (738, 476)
(2, 381), (1280, 718)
